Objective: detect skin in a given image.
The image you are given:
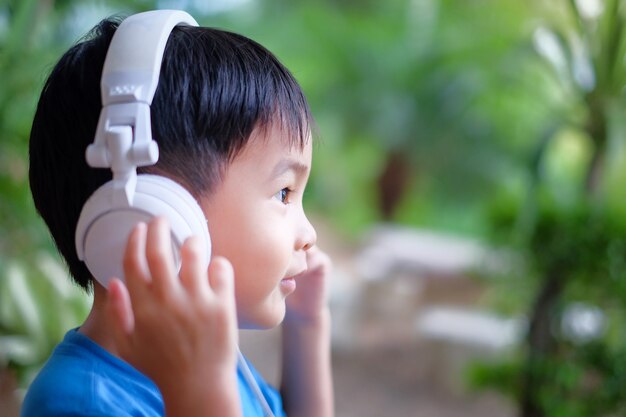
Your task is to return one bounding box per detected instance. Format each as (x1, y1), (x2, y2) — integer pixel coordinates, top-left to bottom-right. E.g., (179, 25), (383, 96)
(201, 125), (318, 329)
(80, 124), (334, 417)
(108, 225), (241, 417)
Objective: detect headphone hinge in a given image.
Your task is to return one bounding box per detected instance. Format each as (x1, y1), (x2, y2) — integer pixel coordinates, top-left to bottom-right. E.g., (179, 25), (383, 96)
(86, 102), (159, 170)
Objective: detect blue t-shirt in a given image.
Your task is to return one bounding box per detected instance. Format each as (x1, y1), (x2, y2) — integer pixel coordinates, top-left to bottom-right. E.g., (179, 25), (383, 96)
(21, 329), (285, 417)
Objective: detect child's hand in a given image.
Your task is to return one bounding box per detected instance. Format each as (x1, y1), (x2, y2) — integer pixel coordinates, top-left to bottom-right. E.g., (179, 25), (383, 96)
(284, 245), (332, 325)
(281, 246), (334, 417)
(105, 217), (240, 416)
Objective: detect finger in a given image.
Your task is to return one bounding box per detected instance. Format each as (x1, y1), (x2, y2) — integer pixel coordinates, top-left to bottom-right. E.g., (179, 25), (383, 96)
(306, 245), (331, 274)
(106, 278), (134, 357)
(208, 256), (234, 299)
(122, 222), (151, 299)
(306, 244), (319, 259)
(179, 235), (209, 296)
(306, 245), (323, 270)
(207, 256), (238, 343)
(107, 278), (135, 333)
(145, 217), (178, 298)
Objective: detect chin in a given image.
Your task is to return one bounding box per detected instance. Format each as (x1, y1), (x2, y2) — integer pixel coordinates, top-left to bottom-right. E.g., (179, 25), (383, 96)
(238, 304), (286, 330)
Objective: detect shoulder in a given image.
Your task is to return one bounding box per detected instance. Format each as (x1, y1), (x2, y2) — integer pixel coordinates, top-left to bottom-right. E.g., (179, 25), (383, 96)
(237, 354), (286, 417)
(21, 330), (163, 417)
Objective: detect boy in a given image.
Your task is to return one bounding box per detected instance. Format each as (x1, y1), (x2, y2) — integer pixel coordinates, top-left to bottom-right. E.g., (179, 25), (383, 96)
(22, 10), (333, 417)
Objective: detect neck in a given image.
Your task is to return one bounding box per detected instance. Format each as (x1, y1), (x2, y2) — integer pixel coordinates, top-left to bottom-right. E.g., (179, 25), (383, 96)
(79, 283), (120, 356)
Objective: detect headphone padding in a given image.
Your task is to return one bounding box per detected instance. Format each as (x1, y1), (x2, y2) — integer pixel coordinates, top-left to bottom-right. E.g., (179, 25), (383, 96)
(75, 174), (210, 288)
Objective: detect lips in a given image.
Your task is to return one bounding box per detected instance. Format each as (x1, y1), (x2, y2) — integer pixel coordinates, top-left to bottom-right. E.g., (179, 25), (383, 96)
(280, 276), (297, 295)
(280, 268), (304, 295)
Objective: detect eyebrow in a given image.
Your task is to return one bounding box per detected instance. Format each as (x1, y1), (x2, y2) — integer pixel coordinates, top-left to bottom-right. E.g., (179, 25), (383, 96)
(270, 158), (310, 179)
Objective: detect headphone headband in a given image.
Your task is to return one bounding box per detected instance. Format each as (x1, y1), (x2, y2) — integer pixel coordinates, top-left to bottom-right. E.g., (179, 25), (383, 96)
(101, 10), (198, 106)
(76, 10), (206, 270)
(86, 10), (199, 172)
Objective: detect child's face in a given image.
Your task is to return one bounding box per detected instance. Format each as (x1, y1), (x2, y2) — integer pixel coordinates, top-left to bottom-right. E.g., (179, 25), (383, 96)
(200, 125), (317, 328)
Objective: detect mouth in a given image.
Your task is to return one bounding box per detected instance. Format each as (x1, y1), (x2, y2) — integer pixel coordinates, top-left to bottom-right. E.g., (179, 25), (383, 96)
(280, 276), (297, 294)
(280, 269), (305, 294)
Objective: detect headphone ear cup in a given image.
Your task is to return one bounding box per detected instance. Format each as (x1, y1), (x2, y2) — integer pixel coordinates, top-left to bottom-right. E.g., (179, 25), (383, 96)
(75, 174), (211, 288)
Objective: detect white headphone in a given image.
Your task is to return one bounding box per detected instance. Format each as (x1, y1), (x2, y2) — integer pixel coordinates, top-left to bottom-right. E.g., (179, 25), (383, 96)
(75, 10), (211, 288)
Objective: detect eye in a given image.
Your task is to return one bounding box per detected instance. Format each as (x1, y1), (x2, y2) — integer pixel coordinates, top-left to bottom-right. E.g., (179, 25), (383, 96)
(274, 187), (292, 204)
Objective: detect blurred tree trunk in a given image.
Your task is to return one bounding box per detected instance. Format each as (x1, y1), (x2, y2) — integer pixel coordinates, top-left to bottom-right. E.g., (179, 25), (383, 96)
(584, 95), (607, 195)
(519, 95), (609, 417)
(376, 150), (412, 220)
(520, 266), (566, 417)
(0, 368), (20, 417)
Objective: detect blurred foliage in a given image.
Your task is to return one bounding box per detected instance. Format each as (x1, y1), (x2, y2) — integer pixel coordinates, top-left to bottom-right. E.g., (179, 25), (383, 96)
(0, 0), (155, 388)
(208, 0), (550, 237)
(2, 0), (626, 416)
(0, 254), (91, 384)
(469, 0), (626, 416)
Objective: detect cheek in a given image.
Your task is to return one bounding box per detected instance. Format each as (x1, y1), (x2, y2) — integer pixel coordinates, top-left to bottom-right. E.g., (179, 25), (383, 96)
(237, 214), (292, 279)
(209, 205), (292, 284)
(213, 209), (293, 327)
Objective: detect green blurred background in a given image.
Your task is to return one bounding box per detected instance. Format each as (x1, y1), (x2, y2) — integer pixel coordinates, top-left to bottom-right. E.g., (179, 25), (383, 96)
(2, 0), (626, 416)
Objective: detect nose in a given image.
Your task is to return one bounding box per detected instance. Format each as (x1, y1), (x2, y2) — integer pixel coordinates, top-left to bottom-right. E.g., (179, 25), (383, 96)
(296, 210), (317, 251)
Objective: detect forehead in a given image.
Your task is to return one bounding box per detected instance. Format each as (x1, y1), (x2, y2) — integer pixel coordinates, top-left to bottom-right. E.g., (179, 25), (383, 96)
(201, 123), (312, 206)
(234, 124), (313, 169)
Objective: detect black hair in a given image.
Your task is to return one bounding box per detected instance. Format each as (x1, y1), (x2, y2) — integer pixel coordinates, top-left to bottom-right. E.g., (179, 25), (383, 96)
(29, 17), (313, 291)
